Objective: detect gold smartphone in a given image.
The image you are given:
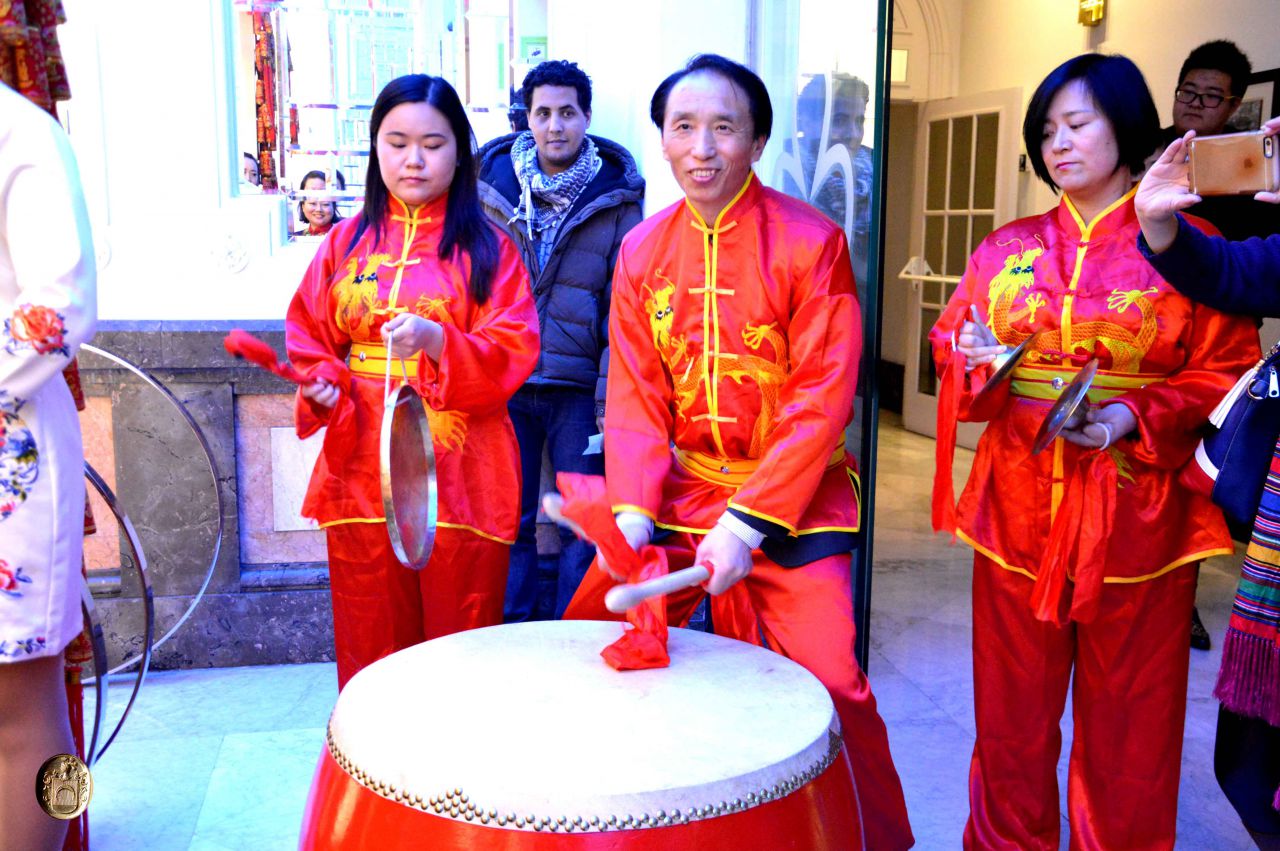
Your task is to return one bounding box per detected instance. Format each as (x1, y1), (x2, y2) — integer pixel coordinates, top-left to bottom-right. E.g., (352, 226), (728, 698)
(1188, 130), (1280, 196)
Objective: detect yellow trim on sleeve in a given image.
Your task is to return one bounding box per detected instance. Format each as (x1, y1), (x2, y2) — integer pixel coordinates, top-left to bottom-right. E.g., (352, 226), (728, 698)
(655, 521), (713, 536)
(796, 525), (861, 535)
(725, 502), (798, 534)
(612, 504), (657, 521)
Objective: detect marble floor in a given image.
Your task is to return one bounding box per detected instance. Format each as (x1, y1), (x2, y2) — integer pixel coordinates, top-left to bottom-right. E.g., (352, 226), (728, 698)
(82, 414), (1254, 849)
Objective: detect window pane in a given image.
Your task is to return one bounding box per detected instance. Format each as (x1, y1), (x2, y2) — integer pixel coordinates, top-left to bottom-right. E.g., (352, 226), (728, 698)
(924, 280), (942, 305)
(946, 214), (970, 277)
(924, 214), (944, 273)
(926, 120), (949, 211)
(974, 113), (999, 209)
(971, 214), (995, 253)
(918, 307), (941, 396)
(948, 115), (973, 210)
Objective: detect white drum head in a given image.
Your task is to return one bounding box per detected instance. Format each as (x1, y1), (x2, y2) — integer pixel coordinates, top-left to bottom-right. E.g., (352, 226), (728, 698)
(327, 621), (842, 832)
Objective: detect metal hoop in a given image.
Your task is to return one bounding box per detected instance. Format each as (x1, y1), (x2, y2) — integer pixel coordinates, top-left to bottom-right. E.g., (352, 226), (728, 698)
(81, 461), (154, 764)
(79, 343), (224, 673)
(77, 577), (108, 767)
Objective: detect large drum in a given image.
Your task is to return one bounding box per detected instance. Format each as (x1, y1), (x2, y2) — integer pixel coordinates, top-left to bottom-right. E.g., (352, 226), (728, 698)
(299, 621), (864, 849)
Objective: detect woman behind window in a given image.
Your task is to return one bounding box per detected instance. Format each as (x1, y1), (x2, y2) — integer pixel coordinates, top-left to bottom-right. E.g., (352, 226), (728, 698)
(929, 53), (1259, 848)
(293, 169), (344, 237)
(286, 74), (538, 689)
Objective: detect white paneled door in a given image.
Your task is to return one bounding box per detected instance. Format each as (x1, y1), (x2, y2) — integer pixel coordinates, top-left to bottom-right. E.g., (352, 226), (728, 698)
(901, 88), (1021, 447)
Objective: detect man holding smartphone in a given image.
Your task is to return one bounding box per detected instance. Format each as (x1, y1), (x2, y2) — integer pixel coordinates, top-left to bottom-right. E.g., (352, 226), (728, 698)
(1161, 40), (1280, 242)
(1157, 39), (1280, 650)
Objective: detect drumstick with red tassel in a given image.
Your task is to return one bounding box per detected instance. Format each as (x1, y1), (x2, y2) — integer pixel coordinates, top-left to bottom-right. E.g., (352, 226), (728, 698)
(543, 473), (672, 670)
(541, 493), (713, 612)
(223, 329), (309, 384)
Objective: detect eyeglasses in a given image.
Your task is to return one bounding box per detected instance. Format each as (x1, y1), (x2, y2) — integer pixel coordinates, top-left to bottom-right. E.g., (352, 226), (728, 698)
(1174, 88), (1237, 108)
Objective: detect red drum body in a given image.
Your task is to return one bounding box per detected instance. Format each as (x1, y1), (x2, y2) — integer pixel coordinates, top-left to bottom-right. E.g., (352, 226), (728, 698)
(300, 621), (864, 850)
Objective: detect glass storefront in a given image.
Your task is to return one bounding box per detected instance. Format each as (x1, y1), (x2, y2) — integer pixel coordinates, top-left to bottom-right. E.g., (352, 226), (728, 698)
(754, 0), (889, 666)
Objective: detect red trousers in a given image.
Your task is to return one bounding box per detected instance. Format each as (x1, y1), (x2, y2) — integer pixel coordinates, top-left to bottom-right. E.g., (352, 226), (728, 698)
(325, 523), (509, 689)
(565, 533), (914, 851)
(967, 555), (1197, 850)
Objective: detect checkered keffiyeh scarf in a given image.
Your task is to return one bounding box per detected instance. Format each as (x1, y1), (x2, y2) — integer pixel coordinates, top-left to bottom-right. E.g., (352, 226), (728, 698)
(510, 130), (601, 264)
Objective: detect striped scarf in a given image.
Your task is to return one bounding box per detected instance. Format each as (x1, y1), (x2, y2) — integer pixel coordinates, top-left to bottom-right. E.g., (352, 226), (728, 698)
(1215, 435), (1280, 810)
(509, 131), (601, 270)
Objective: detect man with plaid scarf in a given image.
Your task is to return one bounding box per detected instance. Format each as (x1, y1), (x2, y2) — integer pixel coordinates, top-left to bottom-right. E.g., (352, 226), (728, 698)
(479, 60), (644, 621)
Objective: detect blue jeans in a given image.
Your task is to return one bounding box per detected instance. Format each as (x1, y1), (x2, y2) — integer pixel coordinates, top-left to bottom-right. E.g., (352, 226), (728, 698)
(505, 385), (603, 621)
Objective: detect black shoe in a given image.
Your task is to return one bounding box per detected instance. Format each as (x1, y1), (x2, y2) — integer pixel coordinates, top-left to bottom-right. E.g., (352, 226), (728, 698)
(1191, 607), (1211, 651)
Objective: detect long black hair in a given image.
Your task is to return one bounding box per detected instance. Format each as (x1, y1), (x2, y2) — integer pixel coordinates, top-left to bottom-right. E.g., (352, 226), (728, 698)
(1022, 53), (1159, 192)
(349, 74), (498, 304)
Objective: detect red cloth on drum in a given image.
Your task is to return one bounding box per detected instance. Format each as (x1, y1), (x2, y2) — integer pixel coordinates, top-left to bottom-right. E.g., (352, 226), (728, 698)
(966, 553), (1196, 850)
(326, 523), (508, 689)
(566, 540), (913, 851)
(555, 472), (670, 670)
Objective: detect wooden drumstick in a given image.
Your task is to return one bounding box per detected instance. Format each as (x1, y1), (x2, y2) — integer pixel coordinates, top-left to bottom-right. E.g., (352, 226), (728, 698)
(604, 564), (712, 613)
(540, 493), (590, 541)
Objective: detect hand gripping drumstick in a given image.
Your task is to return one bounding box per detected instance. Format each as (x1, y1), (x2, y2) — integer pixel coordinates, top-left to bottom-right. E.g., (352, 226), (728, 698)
(541, 493), (713, 613)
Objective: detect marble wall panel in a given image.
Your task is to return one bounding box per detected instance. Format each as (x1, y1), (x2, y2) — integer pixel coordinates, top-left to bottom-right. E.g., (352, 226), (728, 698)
(81, 395), (121, 569)
(235, 395), (326, 564)
(269, 428), (323, 533)
(111, 380), (239, 599)
(94, 589), (335, 670)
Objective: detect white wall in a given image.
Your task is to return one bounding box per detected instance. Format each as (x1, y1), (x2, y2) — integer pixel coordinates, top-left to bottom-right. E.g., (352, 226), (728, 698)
(58, 0), (312, 322)
(951, 0), (1280, 217)
(547, 0), (749, 214)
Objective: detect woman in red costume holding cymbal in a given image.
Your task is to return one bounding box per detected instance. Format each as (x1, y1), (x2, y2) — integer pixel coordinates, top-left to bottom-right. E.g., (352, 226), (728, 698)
(286, 74), (537, 690)
(930, 53), (1257, 849)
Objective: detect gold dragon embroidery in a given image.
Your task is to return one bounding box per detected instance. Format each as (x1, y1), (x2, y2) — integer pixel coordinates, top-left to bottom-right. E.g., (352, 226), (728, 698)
(412, 293), (469, 451)
(643, 271), (790, 457)
(985, 236), (1160, 373)
(333, 253), (392, 339)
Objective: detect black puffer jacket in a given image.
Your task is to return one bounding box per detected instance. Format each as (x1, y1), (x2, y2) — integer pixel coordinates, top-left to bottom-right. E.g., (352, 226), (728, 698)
(477, 133), (644, 408)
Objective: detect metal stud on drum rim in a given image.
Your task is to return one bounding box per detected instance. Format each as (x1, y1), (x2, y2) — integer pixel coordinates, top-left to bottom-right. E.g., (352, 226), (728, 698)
(380, 329), (437, 570)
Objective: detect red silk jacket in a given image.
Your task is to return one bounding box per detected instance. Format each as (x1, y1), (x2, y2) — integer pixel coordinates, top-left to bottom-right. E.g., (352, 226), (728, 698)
(286, 194), (538, 543)
(606, 175), (862, 565)
(930, 190), (1259, 598)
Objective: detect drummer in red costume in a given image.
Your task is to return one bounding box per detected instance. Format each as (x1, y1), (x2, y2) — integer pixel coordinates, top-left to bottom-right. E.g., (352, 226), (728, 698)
(564, 54), (913, 850)
(930, 54), (1259, 849)
(287, 74), (538, 690)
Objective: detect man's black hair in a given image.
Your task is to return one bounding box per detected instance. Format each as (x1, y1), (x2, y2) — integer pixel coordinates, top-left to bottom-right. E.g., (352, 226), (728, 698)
(1179, 40), (1252, 98)
(649, 54), (772, 141)
(520, 60), (592, 115)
